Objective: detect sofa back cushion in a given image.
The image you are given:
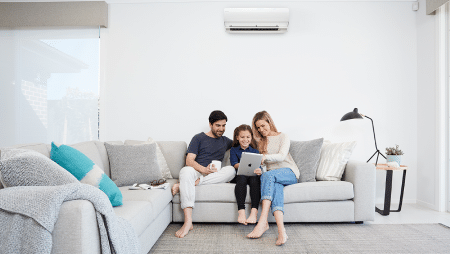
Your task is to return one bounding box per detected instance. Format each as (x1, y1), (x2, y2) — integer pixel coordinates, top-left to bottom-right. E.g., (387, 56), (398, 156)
(156, 141), (187, 179)
(10, 143), (50, 157)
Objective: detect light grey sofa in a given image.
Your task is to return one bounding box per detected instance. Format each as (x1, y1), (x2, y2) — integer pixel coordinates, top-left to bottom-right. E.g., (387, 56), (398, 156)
(0, 140), (375, 253)
(171, 142), (376, 223)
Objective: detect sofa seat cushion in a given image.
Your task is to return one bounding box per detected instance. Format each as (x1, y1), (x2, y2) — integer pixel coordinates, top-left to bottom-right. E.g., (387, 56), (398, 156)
(119, 186), (173, 207)
(172, 181), (354, 204)
(172, 183), (252, 204)
(116, 186), (173, 236)
(284, 181), (354, 203)
(113, 201), (153, 237)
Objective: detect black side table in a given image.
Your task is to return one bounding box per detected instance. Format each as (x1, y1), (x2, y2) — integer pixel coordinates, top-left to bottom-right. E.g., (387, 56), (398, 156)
(375, 164), (407, 216)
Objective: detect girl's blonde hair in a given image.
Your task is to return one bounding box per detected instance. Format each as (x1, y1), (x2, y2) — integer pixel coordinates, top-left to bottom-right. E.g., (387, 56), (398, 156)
(252, 111), (278, 154)
(232, 124), (257, 150)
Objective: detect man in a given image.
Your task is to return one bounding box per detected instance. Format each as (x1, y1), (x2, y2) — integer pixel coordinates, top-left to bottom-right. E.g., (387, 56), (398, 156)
(172, 110), (235, 238)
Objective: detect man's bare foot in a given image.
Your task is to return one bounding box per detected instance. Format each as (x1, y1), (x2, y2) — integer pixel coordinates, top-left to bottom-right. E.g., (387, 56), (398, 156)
(238, 209), (247, 225)
(247, 222), (269, 238)
(175, 222), (194, 238)
(246, 208), (258, 224)
(171, 183), (180, 196)
(276, 229), (288, 246)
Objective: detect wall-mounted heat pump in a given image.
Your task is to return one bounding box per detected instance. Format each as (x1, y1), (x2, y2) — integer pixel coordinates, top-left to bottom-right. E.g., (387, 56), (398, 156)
(224, 8), (289, 33)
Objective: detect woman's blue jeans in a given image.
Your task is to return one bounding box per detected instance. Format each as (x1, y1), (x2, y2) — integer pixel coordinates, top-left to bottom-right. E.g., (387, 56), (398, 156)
(260, 168), (297, 214)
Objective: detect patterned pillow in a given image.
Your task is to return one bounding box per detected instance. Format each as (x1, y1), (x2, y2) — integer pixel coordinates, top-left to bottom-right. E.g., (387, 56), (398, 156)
(104, 142), (162, 187)
(50, 143), (123, 207)
(289, 138), (324, 183)
(316, 140), (357, 181)
(124, 138), (172, 179)
(0, 149), (78, 187)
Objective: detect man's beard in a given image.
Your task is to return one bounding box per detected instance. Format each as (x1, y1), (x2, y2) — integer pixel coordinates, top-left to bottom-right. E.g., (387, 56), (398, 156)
(212, 129), (224, 138)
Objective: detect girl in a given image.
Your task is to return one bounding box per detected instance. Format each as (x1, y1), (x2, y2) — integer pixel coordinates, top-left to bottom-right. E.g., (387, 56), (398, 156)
(230, 124), (262, 225)
(247, 111), (299, 246)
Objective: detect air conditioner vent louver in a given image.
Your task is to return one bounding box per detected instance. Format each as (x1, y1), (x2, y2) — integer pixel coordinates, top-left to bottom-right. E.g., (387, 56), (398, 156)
(224, 8), (289, 34)
(230, 27), (280, 31)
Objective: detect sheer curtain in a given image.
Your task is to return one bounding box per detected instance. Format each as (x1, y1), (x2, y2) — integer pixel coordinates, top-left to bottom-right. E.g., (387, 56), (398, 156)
(0, 28), (99, 147)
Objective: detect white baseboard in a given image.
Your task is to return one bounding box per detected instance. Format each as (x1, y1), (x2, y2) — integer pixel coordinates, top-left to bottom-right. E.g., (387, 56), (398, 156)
(416, 200), (438, 211)
(376, 198), (416, 205)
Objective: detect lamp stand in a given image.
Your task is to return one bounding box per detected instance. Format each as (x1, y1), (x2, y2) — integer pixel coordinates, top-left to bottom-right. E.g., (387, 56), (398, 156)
(364, 115), (386, 166)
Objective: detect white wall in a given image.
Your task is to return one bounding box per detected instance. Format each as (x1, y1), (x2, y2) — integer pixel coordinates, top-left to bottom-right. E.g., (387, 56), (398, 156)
(100, 1), (418, 204)
(416, 0), (440, 210)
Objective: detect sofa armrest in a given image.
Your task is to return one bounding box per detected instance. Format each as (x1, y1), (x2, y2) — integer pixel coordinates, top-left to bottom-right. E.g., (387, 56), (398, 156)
(51, 200), (100, 254)
(344, 160), (376, 222)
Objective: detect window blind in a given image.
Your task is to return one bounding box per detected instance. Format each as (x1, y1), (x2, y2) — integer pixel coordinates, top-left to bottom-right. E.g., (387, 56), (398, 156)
(427, 0), (449, 15)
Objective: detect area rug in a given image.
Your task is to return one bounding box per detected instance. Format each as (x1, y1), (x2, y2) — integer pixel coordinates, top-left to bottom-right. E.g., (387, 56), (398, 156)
(149, 223), (450, 253)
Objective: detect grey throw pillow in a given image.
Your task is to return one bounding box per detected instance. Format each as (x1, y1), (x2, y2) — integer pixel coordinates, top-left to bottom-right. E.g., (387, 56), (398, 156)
(104, 142), (162, 187)
(289, 138), (324, 183)
(0, 149), (78, 187)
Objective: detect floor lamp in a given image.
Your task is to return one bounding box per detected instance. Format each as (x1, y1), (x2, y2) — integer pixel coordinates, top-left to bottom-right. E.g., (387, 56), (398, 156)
(340, 108), (386, 166)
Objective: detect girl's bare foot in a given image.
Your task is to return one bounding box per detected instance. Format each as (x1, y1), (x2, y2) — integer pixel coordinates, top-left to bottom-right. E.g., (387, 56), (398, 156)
(238, 209), (247, 225)
(247, 222), (269, 238)
(175, 222), (194, 238)
(276, 229), (288, 246)
(171, 183), (180, 196)
(246, 208), (258, 224)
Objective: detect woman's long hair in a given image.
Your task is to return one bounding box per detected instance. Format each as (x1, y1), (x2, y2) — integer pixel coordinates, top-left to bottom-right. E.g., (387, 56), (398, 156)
(232, 124), (258, 150)
(252, 111), (278, 154)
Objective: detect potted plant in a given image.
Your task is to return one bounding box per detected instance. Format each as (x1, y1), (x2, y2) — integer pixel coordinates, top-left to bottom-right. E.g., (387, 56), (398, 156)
(385, 145), (404, 166)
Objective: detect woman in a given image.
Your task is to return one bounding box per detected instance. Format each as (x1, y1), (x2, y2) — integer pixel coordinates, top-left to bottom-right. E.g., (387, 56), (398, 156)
(247, 111), (300, 246)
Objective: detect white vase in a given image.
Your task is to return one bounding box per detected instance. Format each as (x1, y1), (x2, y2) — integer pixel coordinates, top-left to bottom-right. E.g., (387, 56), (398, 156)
(386, 155), (402, 166)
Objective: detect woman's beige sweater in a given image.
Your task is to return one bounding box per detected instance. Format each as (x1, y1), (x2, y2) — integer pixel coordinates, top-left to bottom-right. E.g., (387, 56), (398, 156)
(263, 132), (299, 179)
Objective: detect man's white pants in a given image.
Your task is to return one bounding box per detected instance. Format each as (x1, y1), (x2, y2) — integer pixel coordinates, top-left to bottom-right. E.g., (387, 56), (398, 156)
(179, 166), (235, 209)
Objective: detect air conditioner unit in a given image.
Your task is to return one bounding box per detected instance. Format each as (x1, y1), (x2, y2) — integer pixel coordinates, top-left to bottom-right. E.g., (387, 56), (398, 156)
(224, 8), (289, 33)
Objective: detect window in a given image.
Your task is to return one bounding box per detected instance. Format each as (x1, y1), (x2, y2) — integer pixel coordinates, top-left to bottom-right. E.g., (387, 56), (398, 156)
(0, 28), (99, 147)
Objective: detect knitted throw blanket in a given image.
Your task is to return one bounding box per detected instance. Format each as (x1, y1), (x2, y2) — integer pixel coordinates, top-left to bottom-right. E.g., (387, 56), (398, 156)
(0, 183), (139, 254)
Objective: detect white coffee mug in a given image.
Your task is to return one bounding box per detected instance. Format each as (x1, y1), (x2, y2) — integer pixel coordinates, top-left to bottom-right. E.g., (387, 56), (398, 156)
(211, 160), (222, 171)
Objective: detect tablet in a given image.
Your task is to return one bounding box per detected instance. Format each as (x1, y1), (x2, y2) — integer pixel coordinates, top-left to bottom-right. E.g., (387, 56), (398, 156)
(237, 152), (263, 176)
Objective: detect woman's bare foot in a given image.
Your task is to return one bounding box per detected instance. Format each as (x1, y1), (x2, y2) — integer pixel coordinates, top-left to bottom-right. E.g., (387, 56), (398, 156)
(246, 208), (258, 224)
(247, 222), (269, 238)
(175, 222), (194, 238)
(171, 183), (180, 196)
(276, 229), (288, 246)
(238, 209), (247, 225)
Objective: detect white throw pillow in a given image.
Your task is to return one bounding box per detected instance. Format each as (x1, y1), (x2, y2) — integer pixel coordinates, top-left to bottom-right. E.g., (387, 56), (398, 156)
(123, 138), (173, 179)
(316, 140), (357, 181)
(147, 137), (173, 179)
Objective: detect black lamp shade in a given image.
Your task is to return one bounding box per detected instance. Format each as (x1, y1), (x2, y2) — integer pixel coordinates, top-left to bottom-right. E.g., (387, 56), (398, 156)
(340, 108), (363, 121)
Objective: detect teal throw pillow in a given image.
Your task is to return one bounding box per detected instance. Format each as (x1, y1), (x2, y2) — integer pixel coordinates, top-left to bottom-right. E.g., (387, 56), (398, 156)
(50, 142), (123, 207)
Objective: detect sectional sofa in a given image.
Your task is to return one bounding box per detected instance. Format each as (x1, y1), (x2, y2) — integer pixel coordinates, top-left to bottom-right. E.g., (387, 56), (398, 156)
(0, 140), (376, 254)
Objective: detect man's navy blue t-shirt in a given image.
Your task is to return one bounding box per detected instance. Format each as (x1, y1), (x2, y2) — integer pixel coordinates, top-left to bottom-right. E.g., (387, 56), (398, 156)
(186, 132), (233, 167)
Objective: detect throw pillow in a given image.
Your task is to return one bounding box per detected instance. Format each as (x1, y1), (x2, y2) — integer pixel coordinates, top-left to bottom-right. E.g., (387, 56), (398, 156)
(104, 142), (162, 187)
(0, 148), (78, 187)
(316, 140), (357, 181)
(124, 138), (173, 179)
(289, 138), (324, 183)
(50, 143), (123, 207)
(147, 137), (173, 179)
